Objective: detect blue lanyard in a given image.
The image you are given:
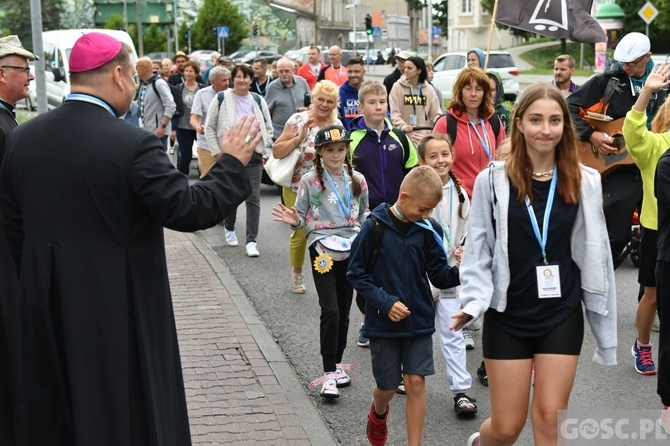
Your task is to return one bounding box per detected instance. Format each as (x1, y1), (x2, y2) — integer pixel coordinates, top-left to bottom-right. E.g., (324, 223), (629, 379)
(65, 93), (117, 117)
(0, 102), (18, 126)
(323, 167), (351, 223)
(435, 178), (453, 247)
(470, 118), (492, 161)
(414, 219), (447, 253)
(525, 167), (558, 264)
(408, 84), (422, 115)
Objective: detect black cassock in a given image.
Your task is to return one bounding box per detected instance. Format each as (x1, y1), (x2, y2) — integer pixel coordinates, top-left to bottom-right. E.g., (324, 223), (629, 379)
(0, 100), (251, 446)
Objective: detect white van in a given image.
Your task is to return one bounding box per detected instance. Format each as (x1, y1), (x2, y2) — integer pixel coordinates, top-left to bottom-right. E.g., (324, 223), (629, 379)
(42, 29), (138, 108)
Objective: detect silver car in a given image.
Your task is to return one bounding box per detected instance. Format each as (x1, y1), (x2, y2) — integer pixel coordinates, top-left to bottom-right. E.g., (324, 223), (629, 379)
(431, 50), (520, 101)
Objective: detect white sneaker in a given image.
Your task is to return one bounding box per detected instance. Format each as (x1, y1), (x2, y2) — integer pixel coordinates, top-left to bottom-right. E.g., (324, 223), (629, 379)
(225, 230), (238, 247)
(320, 377), (340, 398)
(334, 367), (351, 388)
(463, 328), (475, 350)
(469, 316), (482, 331)
(246, 242), (259, 257)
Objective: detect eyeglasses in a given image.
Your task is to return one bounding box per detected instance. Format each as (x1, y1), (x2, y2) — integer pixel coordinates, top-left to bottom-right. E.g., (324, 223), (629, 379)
(1, 65), (31, 75)
(623, 54), (647, 67)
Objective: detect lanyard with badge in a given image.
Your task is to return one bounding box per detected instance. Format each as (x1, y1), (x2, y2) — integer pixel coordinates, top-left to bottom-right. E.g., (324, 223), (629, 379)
(64, 93), (117, 117)
(313, 167), (353, 274)
(408, 84), (422, 125)
(526, 168), (561, 298)
(470, 118), (493, 162)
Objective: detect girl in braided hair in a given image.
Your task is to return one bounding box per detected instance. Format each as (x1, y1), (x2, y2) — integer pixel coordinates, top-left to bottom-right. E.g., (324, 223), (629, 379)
(272, 124), (369, 399)
(417, 133), (477, 417)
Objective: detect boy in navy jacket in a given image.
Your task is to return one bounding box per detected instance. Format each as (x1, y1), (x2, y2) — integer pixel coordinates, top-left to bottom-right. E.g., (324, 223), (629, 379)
(347, 165), (460, 446)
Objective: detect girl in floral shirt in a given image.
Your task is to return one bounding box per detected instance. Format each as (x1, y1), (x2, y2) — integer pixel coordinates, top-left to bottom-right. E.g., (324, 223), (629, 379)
(272, 125), (369, 399)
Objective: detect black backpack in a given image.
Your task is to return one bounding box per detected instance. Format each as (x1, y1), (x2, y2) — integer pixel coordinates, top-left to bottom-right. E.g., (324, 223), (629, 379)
(445, 113), (501, 146)
(152, 79), (184, 118)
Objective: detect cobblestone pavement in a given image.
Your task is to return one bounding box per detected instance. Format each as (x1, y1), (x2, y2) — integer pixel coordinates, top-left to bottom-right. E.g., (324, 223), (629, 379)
(164, 229), (338, 446)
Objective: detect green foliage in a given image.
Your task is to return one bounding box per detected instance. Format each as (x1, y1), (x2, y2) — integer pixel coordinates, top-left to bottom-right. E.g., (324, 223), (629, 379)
(178, 22), (189, 53)
(519, 42), (595, 72)
(60, 0), (95, 29)
(192, 0), (247, 54)
(103, 14), (125, 31)
(616, 0), (670, 53)
(0, 0), (64, 51)
(406, 0), (425, 11)
(432, 0), (448, 38)
(143, 24), (168, 54)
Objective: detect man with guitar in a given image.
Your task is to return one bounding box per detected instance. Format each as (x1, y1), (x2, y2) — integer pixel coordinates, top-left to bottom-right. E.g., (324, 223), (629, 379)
(568, 32), (657, 270)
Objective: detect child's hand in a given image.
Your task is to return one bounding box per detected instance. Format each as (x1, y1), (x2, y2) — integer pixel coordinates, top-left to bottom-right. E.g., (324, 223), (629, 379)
(271, 202), (300, 226)
(388, 301), (411, 322)
(449, 310), (473, 331)
(454, 246), (463, 268)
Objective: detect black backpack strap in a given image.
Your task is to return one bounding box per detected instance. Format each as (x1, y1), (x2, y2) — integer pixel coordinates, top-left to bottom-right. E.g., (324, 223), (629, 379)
(356, 214), (386, 314)
(217, 90), (225, 107)
(391, 128), (411, 166)
(446, 113), (457, 145)
(489, 114), (501, 140)
(251, 92), (262, 107)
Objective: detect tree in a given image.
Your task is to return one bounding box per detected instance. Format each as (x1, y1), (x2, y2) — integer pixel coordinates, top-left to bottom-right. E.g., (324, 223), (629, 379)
(143, 24), (168, 54)
(0, 0), (64, 51)
(617, 0), (670, 53)
(103, 14), (139, 52)
(60, 0), (95, 29)
(192, 0), (247, 54)
(432, 0), (448, 38)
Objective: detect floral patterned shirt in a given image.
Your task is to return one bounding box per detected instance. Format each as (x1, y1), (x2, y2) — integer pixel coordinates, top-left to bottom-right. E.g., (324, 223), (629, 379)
(293, 168), (369, 249)
(286, 111), (343, 192)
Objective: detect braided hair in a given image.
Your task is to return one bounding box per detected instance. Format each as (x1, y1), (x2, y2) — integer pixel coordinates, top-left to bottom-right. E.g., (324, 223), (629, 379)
(417, 133), (466, 219)
(314, 145), (362, 198)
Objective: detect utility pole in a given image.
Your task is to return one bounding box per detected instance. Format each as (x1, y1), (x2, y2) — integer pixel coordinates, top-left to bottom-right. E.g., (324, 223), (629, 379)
(173, 0), (179, 53)
(135, 0), (144, 56)
(123, 0), (129, 31)
(29, 0), (47, 114)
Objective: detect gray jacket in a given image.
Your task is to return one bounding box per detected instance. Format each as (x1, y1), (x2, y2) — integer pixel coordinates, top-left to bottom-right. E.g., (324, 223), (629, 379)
(139, 77), (176, 133)
(460, 161), (617, 366)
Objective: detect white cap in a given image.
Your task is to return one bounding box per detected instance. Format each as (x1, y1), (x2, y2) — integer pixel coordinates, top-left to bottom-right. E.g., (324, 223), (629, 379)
(613, 32), (650, 63)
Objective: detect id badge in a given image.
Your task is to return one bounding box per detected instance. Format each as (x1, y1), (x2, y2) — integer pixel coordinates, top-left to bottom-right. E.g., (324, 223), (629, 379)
(536, 264), (561, 298)
(409, 114), (418, 125)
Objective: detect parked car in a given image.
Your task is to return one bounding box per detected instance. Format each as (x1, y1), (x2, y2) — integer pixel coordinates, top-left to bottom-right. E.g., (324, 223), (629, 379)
(144, 51), (174, 61)
(431, 50), (519, 101)
(235, 51), (282, 65)
(189, 50), (218, 71)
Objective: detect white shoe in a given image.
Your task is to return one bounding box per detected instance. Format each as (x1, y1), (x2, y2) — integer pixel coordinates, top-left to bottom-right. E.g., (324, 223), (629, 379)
(320, 377), (340, 398)
(463, 328), (475, 350)
(225, 230), (238, 247)
(334, 367), (351, 388)
(469, 316), (482, 331)
(246, 242), (259, 257)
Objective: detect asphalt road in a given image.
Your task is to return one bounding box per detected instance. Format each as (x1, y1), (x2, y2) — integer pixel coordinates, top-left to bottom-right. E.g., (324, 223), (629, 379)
(196, 185), (657, 446)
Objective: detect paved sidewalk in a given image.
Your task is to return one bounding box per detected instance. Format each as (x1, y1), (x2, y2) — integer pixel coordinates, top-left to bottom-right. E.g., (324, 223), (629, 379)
(164, 229), (339, 446)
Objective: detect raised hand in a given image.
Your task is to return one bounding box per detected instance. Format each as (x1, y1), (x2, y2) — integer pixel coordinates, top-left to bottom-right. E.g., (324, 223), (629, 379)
(271, 202), (300, 226)
(644, 63), (670, 92)
(220, 116), (262, 166)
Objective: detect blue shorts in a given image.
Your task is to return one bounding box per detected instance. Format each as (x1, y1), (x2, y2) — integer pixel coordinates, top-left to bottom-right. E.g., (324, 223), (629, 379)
(369, 335), (434, 390)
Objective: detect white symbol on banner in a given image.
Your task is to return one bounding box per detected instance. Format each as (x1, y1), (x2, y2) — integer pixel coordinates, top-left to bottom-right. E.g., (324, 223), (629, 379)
(529, 0), (568, 32)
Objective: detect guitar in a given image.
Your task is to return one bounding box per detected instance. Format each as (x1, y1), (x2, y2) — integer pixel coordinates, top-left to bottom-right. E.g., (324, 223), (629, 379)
(578, 116), (633, 176)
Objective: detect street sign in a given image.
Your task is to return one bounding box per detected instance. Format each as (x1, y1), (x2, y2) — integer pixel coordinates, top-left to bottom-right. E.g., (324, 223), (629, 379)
(432, 26), (443, 37)
(217, 26), (229, 39)
(638, 2), (658, 25)
(372, 27), (382, 38)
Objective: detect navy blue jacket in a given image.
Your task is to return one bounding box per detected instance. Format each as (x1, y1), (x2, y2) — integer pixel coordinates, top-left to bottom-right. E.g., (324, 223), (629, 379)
(347, 204), (460, 338)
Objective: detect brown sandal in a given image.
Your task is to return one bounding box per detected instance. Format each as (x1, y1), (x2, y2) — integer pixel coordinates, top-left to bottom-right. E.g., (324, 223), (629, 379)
(291, 273), (306, 294)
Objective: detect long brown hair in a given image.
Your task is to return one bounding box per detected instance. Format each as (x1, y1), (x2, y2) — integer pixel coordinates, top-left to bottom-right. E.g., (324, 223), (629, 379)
(448, 67), (493, 118)
(507, 83), (581, 204)
(314, 145), (363, 198)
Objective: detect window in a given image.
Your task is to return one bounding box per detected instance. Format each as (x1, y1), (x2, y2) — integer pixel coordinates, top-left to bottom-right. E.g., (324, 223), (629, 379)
(445, 55), (465, 70)
(462, 0), (472, 13)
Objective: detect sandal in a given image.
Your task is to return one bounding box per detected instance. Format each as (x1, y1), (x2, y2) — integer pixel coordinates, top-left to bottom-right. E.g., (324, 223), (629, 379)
(454, 393), (478, 416)
(291, 272), (306, 294)
(476, 361), (488, 387)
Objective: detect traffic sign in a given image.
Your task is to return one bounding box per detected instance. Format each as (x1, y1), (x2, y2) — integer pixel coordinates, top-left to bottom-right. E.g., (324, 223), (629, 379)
(372, 27), (382, 38)
(638, 2), (658, 25)
(217, 26), (229, 39)
(432, 26), (443, 37)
